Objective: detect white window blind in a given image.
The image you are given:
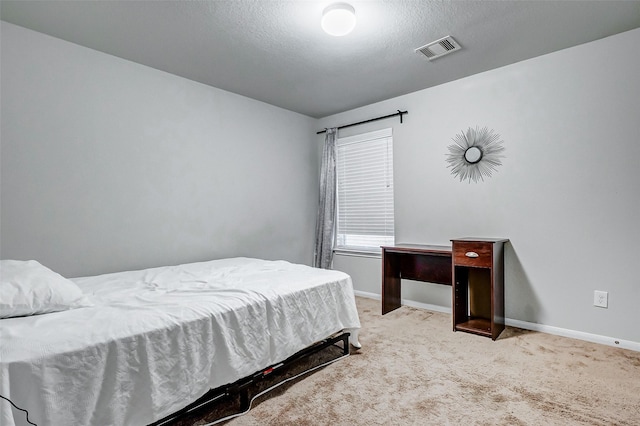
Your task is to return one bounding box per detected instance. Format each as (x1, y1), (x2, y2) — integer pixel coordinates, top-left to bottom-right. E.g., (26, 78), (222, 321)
(336, 128), (394, 252)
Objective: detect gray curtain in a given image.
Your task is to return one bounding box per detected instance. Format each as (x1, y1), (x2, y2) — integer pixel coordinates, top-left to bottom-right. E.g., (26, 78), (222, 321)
(313, 128), (338, 269)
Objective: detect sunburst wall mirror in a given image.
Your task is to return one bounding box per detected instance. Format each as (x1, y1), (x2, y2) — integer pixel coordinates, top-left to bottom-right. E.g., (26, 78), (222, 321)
(446, 126), (505, 183)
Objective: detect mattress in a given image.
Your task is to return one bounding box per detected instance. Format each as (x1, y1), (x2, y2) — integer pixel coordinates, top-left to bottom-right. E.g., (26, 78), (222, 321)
(0, 257), (361, 426)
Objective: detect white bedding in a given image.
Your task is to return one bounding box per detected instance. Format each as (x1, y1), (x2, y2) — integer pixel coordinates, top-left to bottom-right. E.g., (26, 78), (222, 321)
(0, 257), (361, 426)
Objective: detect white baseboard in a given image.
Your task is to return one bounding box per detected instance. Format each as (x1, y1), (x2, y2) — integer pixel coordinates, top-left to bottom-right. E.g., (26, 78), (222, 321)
(354, 290), (380, 301)
(353, 290), (640, 352)
(354, 290), (453, 315)
(504, 318), (640, 352)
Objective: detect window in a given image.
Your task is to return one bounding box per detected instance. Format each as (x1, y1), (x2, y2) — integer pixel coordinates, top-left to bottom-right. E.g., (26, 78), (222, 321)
(335, 128), (394, 253)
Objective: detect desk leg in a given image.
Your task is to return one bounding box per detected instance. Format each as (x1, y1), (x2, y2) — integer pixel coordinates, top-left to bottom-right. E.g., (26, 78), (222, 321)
(382, 253), (401, 314)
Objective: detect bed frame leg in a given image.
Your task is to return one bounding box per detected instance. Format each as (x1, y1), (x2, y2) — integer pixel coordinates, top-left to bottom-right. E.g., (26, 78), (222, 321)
(239, 388), (250, 411)
(347, 328), (361, 349)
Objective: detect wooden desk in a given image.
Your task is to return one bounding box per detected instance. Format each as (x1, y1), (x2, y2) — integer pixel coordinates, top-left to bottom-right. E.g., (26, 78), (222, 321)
(381, 244), (452, 314)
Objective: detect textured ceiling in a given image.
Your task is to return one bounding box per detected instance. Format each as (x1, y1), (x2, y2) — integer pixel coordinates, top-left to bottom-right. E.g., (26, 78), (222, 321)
(2, 1), (639, 118)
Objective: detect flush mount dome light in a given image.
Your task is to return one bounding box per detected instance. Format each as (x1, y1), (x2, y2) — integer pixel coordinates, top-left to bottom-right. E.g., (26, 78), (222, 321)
(321, 3), (356, 36)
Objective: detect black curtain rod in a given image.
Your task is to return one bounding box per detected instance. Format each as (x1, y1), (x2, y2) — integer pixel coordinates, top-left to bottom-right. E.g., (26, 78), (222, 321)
(316, 110), (408, 135)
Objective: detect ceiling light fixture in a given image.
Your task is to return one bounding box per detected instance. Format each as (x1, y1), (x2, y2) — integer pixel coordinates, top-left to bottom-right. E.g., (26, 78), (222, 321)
(321, 3), (356, 36)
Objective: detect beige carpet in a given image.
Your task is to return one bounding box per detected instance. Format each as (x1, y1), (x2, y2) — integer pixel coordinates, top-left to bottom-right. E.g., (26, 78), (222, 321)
(175, 296), (640, 426)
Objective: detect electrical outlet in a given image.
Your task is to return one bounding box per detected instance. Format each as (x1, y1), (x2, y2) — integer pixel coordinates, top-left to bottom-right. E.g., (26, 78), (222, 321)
(594, 290), (608, 308)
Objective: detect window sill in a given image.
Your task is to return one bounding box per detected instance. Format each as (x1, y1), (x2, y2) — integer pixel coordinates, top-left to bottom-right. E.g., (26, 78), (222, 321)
(333, 248), (382, 259)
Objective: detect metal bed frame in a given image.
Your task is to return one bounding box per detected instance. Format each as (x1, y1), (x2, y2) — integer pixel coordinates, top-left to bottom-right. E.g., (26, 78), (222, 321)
(150, 332), (351, 425)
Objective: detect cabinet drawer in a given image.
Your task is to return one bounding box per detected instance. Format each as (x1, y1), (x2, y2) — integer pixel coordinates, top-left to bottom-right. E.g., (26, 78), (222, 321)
(453, 242), (492, 268)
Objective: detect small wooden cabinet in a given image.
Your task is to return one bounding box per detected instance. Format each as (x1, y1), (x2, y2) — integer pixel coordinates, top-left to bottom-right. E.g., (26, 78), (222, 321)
(451, 238), (508, 340)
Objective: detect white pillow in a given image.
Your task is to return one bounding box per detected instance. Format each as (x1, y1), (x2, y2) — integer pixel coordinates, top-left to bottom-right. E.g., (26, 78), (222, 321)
(0, 260), (92, 319)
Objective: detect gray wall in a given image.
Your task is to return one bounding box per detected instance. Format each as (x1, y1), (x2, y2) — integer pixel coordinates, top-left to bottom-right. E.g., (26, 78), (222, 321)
(1, 22), (318, 277)
(3, 21), (640, 344)
(323, 28), (640, 343)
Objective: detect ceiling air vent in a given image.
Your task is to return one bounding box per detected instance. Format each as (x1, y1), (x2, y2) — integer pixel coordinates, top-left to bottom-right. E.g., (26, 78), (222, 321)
(415, 36), (461, 61)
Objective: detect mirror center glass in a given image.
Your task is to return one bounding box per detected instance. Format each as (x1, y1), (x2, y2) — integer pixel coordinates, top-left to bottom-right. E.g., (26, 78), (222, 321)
(464, 146), (483, 164)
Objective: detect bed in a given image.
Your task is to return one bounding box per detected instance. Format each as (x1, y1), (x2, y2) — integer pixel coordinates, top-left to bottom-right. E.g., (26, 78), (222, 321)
(0, 257), (361, 426)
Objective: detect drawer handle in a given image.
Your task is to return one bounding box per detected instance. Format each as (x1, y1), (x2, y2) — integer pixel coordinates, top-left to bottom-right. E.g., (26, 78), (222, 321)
(465, 251), (479, 258)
